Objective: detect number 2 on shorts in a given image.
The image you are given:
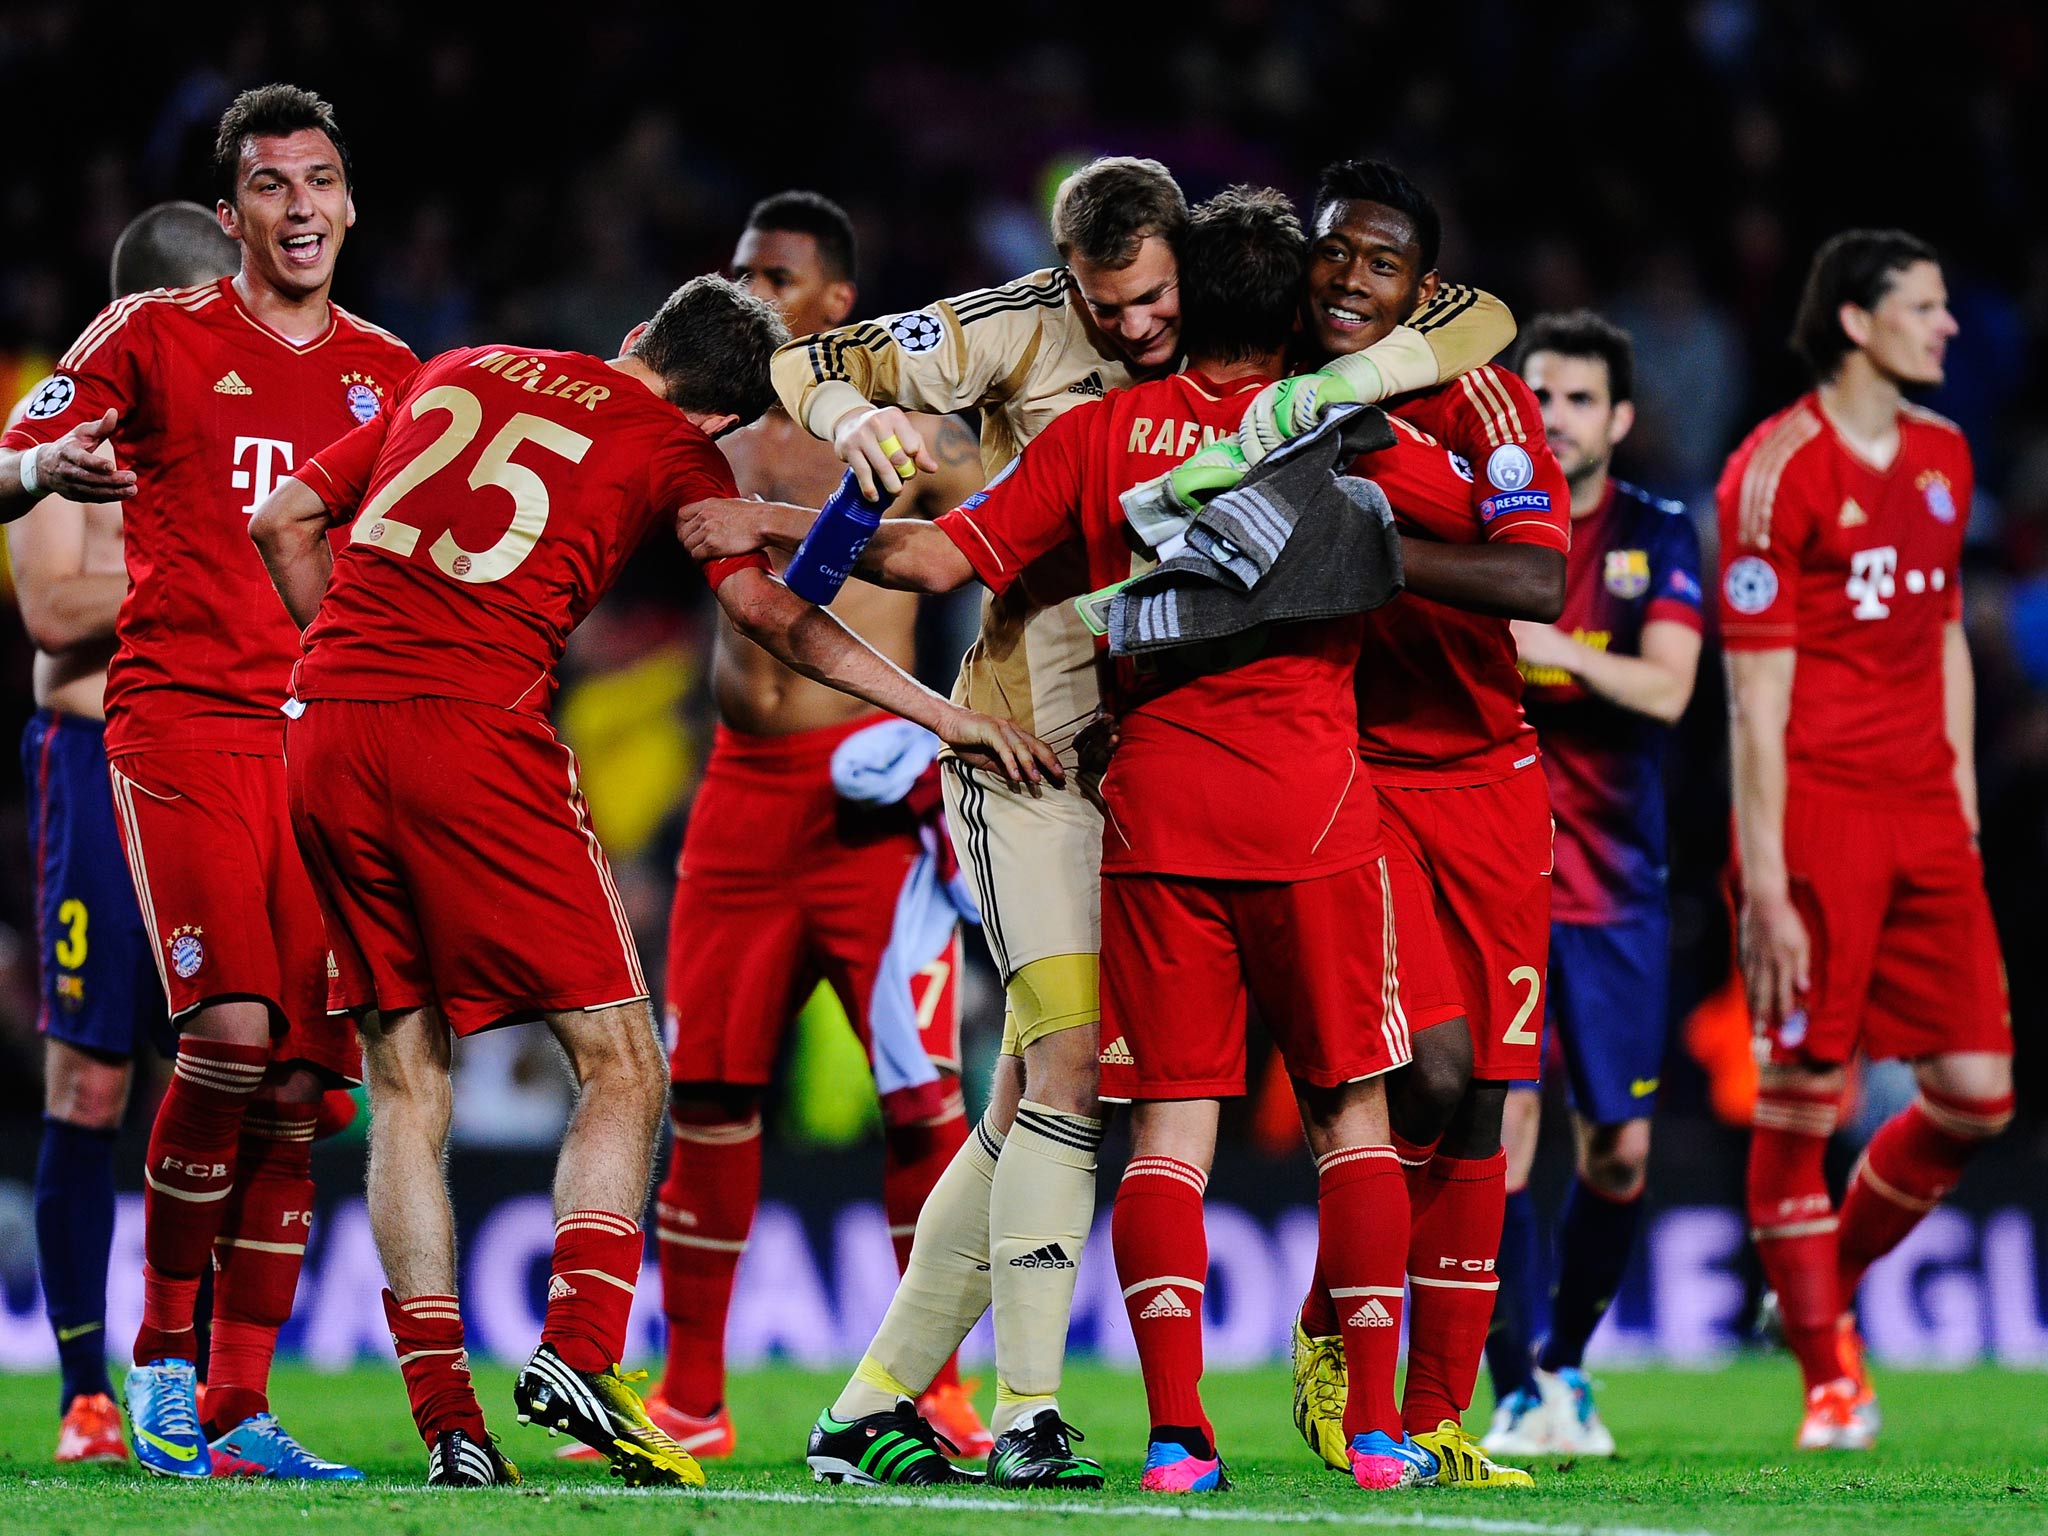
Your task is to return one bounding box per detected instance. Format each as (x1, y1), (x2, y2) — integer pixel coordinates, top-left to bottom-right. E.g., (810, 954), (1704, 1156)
(1503, 965), (1542, 1045)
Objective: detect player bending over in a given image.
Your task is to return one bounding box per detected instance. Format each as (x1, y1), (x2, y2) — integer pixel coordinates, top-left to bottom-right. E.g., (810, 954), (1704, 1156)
(1719, 230), (2011, 1451)
(9, 202), (237, 1466)
(2, 85), (416, 1482)
(648, 191), (991, 1465)
(767, 155), (1514, 1488)
(1482, 311), (1703, 1458)
(248, 277), (1056, 1490)
(687, 187), (1515, 1496)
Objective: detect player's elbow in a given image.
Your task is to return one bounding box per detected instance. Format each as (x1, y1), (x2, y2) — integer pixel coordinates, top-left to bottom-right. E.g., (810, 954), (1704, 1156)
(904, 539), (975, 594)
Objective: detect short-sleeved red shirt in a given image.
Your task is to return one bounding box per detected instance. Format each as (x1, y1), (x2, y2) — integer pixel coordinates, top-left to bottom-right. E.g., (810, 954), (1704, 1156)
(1356, 364), (1572, 785)
(1, 278), (417, 756)
(1716, 392), (1971, 803)
(936, 370), (1474, 881)
(289, 345), (762, 715)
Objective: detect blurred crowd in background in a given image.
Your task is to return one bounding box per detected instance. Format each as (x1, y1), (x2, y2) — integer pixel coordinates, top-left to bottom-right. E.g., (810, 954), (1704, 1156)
(0, 2), (2042, 1154)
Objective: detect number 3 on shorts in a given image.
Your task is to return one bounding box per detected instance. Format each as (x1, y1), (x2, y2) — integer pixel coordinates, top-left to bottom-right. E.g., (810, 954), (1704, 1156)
(1503, 965), (1541, 1045)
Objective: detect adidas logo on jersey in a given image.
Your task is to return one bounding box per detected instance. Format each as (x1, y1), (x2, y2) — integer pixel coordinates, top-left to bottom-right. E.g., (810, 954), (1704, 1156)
(1067, 372), (1105, 398)
(1099, 1036), (1135, 1065)
(1839, 498), (1868, 528)
(1346, 1297), (1396, 1329)
(1009, 1243), (1076, 1270)
(546, 1275), (577, 1301)
(1139, 1287), (1193, 1319)
(213, 370), (253, 395)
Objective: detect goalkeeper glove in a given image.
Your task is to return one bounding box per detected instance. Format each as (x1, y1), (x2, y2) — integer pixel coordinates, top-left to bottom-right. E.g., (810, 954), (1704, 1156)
(1239, 351), (1390, 462)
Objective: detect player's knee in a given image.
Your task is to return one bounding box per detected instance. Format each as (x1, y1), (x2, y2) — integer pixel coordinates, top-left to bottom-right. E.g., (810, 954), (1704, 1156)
(1437, 1079), (1507, 1160)
(45, 1043), (131, 1130)
(669, 1081), (763, 1130)
(1914, 1052), (2014, 1127)
(1022, 1026), (1101, 1117)
(1580, 1119), (1651, 1198)
(1391, 1016), (1473, 1141)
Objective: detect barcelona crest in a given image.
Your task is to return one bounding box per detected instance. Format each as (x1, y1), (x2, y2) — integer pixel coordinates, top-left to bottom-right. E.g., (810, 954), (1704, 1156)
(1604, 548), (1651, 599)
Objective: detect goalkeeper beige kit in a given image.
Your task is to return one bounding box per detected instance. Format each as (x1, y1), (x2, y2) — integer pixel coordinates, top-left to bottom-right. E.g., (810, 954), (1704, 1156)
(773, 268), (1514, 1045)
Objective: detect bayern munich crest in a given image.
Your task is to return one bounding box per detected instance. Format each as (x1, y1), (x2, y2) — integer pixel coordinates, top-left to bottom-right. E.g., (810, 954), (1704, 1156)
(1920, 470), (1957, 524)
(169, 925), (206, 980)
(889, 310), (945, 354)
(346, 381), (381, 423)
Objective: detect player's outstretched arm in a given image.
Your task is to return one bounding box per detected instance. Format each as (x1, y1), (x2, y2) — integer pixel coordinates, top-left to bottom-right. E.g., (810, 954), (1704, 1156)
(0, 412), (135, 522)
(1398, 538), (1565, 622)
(1726, 647), (1808, 1025)
(715, 566), (1060, 787)
(250, 477), (343, 630)
(680, 499), (979, 594)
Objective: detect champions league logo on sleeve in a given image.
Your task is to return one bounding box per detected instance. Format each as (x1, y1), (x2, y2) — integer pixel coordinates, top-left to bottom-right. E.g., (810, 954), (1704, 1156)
(169, 925), (206, 981)
(23, 375), (75, 420)
(1486, 443), (1535, 491)
(888, 310), (945, 354)
(1724, 555), (1778, 615)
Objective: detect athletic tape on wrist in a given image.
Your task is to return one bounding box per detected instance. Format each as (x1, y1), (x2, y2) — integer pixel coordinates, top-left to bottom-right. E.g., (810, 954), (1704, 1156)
(17, 445), (41, 496)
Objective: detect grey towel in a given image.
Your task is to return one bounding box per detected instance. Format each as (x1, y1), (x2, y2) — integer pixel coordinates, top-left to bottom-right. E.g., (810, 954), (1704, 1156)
(1107, 404), (1405, 656)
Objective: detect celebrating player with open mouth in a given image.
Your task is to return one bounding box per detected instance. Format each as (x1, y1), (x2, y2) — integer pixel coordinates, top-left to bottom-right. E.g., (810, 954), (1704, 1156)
(2, 85), (416, 1483)
(246, 276), (1056, 1490)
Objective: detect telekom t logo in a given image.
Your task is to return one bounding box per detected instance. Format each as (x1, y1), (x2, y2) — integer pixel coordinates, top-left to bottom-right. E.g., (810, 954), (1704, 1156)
(231, 436), (296, 514)
(1846, 545), (1897, 620)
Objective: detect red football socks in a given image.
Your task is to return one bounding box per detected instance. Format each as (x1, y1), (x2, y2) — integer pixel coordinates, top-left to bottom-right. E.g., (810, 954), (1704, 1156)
(135, 1038), (268, 1365)
(1317, 1146), (1409, 1441)
(203, 1102), (316, 1435)
(1837, 1087), (2012, 1305)
(1748, 1085), (1845, 1390)
(384, 1290), (487, 1444)
(655, 1111), (761, 1413)
(883, 1095), (969, 1392)
(543, 1210), (643, 1374)
(1400, 1149), (1505, 1434)
(1299, 1128), (1438, 1340)
(1112, 1156), (1212, 1442)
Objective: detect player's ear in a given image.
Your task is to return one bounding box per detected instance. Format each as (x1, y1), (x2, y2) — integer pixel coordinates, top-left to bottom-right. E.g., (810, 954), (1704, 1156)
(344, 191), (357, 230)
(1608, 398), (1636, 449)
(1837, 301), (1874, 351)
(1415, 269), (1441, 309)
(217, 199), (241, 241)
(619, 321), (651, 355)
(822, 280), (857, 329)
(685, 409), (742, 440)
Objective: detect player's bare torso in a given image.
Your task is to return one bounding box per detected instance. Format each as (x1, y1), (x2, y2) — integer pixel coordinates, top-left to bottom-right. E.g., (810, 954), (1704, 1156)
(711, 408), (970, 736)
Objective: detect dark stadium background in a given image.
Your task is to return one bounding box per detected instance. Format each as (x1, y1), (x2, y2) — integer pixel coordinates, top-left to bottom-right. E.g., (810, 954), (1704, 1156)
(0, 2), (2042, 1369)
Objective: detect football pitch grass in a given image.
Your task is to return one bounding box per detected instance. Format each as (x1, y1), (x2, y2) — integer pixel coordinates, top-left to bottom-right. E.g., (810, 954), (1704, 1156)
(2, 1361), (2043, 1536)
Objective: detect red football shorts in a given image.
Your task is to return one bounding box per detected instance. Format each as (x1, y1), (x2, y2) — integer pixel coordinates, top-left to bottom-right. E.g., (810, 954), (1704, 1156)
(1767, 784), (2010, 1066)
(664, 718), (962, 1123)
(107, 748), (356, 1082)
(1377, 767), (1554, 1080)
(1097, 856), (1411, 1102)
(286, 698), (648, 1037)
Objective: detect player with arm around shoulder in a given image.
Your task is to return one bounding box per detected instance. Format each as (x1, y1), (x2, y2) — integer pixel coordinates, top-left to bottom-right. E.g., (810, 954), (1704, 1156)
(1718, 230), (2010, 1453)
(1482, 312), (1703, 1459)
(248, 275), (1053, 1491)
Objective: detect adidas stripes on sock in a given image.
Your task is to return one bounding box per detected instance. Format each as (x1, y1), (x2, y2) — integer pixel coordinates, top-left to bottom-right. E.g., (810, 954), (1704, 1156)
(988, 1100), (1104, 1436)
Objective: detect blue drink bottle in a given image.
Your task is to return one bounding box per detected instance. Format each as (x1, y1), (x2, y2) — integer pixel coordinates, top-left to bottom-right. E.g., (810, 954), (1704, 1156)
(783, 470), (892, 605)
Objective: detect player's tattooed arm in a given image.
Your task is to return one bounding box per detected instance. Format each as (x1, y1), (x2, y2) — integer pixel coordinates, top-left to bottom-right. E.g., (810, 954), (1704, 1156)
(679, 499), (977, 593)
(250, 476), (343, 629)
(714, 565), (1061, 787)
(1725, 646), (1808, 1025)
(0, 411), (135, 522)
(1397, 538), (1565, 621)
(905, 414), (984, 519)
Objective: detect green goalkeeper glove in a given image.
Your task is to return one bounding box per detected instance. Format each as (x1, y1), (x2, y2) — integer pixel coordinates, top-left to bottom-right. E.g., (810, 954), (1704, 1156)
(1239, 351), (1389, 463)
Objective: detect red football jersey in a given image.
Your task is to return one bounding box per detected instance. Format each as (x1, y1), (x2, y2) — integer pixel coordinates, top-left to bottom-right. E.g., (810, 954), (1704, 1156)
(1356, 363), (1572, 785)
(290, 345), (762, 713)
(936, 370), (1474, 881)
(2, 278), (416, 756)
(1716, 392), (1971, 803)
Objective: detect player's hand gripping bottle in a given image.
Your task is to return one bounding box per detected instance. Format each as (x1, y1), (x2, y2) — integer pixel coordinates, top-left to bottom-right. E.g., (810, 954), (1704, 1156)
(783, 473), (898, 604)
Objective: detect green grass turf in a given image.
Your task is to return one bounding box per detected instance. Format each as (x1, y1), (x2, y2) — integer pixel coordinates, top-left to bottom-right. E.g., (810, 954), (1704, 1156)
(2, 1360), (2044, 1536)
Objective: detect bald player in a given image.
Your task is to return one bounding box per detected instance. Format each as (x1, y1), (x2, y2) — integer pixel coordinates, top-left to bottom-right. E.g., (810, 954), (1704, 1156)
(11, 204), (238, 1465)
(649, 192), (991, 1461)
